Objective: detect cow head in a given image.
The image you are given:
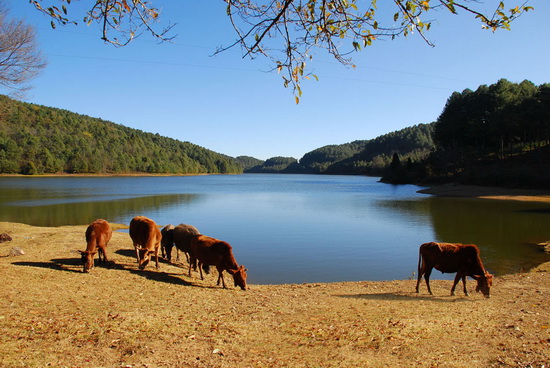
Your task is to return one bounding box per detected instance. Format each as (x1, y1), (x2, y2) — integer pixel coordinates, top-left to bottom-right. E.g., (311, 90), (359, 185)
(138, 249), (155, 270)
(473, 272), (493, 298)
(79, 250), (96, 273)
(228, 265), (248, 290)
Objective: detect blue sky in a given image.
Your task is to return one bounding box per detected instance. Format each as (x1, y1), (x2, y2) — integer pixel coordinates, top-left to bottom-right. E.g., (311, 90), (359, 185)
(7, 1), (550, 161)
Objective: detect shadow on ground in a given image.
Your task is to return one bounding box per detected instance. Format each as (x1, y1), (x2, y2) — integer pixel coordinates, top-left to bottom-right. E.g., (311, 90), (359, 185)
(336, 291), (471, 303)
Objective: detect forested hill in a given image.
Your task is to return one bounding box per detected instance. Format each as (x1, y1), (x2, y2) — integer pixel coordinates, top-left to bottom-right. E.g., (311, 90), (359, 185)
(0, 95), (242, 175)
(246, 123), (435, 174)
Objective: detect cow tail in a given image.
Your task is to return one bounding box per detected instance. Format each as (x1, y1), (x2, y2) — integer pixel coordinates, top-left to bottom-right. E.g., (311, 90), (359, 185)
(417, 244), (423, 274)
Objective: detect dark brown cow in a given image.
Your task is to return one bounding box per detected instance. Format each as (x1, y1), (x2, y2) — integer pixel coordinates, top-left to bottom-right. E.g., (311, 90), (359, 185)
(173, 223), (201, 263)
(160, 224), (176, 261)
(416, 242), (493, 298)
(129, 216), (162, 270)
(189, 235), (247, 290)
(80, 219), (112, 273)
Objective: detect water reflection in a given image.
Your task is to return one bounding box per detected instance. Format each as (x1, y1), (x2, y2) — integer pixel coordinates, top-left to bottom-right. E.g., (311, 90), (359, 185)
(0, 193), (201, 226)
(426, 197), (550, 275)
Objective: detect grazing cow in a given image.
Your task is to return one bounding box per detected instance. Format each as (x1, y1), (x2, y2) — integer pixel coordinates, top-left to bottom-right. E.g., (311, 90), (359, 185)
(173, 224), (201, 263)
(161, 224), (176, 261)
(189, 235), (247, 290)
(129, 216), (162, 270)
(79, 219), (112, 273)
(416, 242), (493, 298)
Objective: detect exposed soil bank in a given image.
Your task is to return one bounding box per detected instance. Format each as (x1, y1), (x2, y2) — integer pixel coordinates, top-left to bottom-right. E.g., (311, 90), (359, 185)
(418, 184), (550, 203)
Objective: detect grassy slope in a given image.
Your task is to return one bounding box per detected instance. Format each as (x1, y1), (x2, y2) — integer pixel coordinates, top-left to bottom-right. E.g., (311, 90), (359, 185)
(0, 222), (549, 368)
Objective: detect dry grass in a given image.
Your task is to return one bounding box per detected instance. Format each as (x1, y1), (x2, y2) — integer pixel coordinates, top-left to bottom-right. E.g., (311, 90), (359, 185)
(0, 222), (549, 368)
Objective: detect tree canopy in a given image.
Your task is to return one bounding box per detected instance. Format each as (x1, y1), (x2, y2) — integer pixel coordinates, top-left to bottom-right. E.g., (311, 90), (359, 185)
(29, 0), (534, 102)
(432, 79), (550, 173)
(0, 95), (243, 175)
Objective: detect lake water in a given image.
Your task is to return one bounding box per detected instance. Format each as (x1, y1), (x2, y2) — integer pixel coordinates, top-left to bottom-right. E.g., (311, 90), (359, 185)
(1, 174), (549, 284)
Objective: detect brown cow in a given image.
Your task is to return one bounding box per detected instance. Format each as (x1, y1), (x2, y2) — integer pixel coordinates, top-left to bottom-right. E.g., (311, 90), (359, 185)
(79, 219), (112, 273)
(160, 224), (176, 261)
(416, 242), (493, 298)
(189, 235), (247, 290)
(129, 216), (162, 270)
(173, 223), (201, 263)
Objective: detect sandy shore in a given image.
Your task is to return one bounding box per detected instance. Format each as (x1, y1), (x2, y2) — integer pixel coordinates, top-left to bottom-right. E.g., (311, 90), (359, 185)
(418, 183), (550, 203)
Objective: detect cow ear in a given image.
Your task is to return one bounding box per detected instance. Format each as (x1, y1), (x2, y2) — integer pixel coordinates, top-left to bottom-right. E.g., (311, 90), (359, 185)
(471, 274), (482, 280)
(227, 268), (238, 275)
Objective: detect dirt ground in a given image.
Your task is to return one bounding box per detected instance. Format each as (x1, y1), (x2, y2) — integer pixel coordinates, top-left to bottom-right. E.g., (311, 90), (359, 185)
(0, 222), (549, 368)
(417, 184), (550, 203)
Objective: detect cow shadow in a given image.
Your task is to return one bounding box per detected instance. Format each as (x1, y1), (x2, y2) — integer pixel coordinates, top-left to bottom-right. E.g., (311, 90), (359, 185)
(115, 249), (172, 265)
(336, 291), (470, 303)
(126, 267), (193, 286)
(12, 260), (78, 273)
(13, 257), (121, 274)
(123, 265), (226, 289)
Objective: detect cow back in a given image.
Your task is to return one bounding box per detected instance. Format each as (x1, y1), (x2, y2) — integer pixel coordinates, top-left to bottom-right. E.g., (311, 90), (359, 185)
(191, 235), (237, 268)
(420, 242), (485, 275)
(174, 224), (201, 253)
(86, 219), (112, 248)
(161, 224), (175, 247)
(130, 216), (161, 250)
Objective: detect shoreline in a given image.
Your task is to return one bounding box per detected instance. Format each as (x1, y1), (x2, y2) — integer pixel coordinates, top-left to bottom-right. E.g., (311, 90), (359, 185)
(417, 183), (550, 203)
(1, 221), (549, 280)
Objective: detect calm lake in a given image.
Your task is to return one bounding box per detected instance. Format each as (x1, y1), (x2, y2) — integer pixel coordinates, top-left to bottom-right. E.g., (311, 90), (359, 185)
(1, 174), (549, 284)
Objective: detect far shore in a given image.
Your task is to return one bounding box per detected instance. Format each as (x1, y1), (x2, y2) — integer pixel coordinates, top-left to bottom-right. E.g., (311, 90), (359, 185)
(0, 172), (217, 178)
(417, 183), (550, 203)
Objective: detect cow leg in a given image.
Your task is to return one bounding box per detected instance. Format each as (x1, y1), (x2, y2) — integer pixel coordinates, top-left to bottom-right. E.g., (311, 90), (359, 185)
(424, 267), (434, 295)
(199, 262), (205, 280)
(99, 246), (108, 263)
(188, 258), (193, 277)
(154, 248), (159, 269)
(416, 269), (424, 293)
(134, 244), (140, 263)
(217, 268), (226, 288)
(451, 274), (462, 296)
(462, 275), (468, 296)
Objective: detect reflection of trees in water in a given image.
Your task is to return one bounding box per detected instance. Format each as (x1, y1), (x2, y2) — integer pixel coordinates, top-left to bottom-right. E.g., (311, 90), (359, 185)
(375, 197), (550, 275)
(425, 198), (550, 275)
(0, 194), (201, 226)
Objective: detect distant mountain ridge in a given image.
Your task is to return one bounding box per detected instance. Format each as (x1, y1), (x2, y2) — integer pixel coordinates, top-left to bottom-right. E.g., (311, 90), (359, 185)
(244, 123), (435, 175)
(0, 95), (242, 175)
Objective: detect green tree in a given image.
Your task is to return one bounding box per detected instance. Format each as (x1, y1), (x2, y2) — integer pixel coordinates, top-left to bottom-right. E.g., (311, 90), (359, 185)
(0, 95), (243, 175)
